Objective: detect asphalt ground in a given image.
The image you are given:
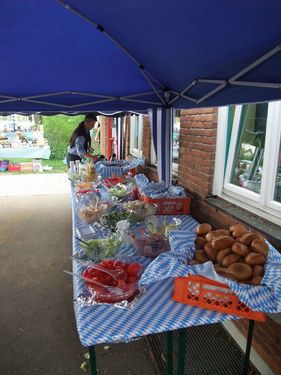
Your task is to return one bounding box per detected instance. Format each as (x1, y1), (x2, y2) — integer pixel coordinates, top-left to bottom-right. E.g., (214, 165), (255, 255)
(0, 177), (157, 375)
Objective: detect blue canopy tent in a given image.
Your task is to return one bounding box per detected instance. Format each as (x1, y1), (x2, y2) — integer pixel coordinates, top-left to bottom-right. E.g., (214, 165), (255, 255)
(1, 0), (281, 181)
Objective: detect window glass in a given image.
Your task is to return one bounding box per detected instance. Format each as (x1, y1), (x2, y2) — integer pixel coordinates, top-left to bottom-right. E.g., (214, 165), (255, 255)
(133, 116), (139, 149)
(230, 103), (268, 194)
(274, 139), (281, 203)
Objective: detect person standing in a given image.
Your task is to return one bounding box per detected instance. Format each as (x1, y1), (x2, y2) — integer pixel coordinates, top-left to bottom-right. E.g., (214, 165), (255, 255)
(66, 114), (98, 168)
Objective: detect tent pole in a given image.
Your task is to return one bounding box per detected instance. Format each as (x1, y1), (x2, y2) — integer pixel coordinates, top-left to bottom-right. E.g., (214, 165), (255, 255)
(229, 44), (281, 82)
(196, 82), (227, 104)
(56, 0), (165, 91)
(140, 70), (166, 105)
(119, 98), (162, 105)
(231, 81), (281, 89)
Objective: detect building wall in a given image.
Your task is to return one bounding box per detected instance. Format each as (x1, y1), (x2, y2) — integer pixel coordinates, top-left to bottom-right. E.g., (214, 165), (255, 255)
(99, 116), (109, 157)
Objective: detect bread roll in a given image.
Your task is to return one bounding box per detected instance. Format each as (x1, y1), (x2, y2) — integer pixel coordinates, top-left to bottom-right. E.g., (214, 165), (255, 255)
(252, 265), (264, 277)
(214, 265), (237, 281)
(250, 276), (263, 286)
(212, 236), (235, 251)
(231, 242), (250, 256)
(196, 223), (212, 236)
(226, 263), (253, 281)
(245, 252), (265, 265)
(251, 239), (269, 256)
(216, 248), (232, 264)
(240, 232), (259, 245)
(206, 229), (230, 242)
(195, 236), (207, 250)
(194, 250), (209, 263)
(229, 223), (248, 238)
(221, 253), (241, 267)
(203, 243), (217, 262)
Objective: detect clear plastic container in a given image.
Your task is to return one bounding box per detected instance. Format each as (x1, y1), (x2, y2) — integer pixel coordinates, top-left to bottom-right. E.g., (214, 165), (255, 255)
(79, 230), (123, 261)
(129, 216), (182, 257)
(82, 259), (142, 303)
(129, 231), (170, 257)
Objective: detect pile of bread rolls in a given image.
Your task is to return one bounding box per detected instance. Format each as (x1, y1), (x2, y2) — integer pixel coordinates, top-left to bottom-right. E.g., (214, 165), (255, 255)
(189, 223), (269, 285)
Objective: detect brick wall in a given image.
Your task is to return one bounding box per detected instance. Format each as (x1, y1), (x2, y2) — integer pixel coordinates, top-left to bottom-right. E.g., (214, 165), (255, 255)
(142, 115), (151, 162)
(99, 116), (109, 157)
(178, 108), (217, 198)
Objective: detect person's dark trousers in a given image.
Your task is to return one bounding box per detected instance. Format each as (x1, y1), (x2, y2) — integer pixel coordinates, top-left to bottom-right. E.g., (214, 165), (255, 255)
(66, 153), (82, 168)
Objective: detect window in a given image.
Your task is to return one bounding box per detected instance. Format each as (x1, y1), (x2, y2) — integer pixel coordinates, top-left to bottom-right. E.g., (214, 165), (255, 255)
(151, 138), (157, 165)
(130, 115), (143, 156)
(172, 113), (180, 172)
(214, 101), (281, 224)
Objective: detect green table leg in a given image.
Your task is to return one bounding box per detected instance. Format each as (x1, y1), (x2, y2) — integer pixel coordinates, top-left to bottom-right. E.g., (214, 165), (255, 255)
(88, 345), (98, 375)
(242, 320), (255, 375)
(167, 331), (173, 375)
(177, 329), (187, 375)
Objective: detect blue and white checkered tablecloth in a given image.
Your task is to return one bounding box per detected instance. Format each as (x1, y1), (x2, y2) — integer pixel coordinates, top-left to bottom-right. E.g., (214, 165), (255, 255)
(0, 146), (51, 159)
(71, 187), (241, 347)
(95, 158), (144, 178)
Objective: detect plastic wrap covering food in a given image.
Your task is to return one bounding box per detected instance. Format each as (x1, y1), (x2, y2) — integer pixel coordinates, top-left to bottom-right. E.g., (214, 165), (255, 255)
(122, 200), (157, 222)
(128, 216), (182, 257)
(78, 228), (123, 261)
(107, 183), (137, 202)
(99, 206), (134, 232)
(78, 194), (112, 224)
(76, 258), (143, 307)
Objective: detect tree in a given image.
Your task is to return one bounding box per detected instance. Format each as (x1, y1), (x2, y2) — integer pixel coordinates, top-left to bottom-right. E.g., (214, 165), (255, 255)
(42, 115), (84, 160)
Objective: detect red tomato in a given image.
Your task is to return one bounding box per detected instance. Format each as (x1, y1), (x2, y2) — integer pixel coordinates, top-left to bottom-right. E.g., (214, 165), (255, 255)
(127, 263), (141, 276)
(128, 276), (138, 283)
(114, 260), (124, 269)
(117, 279), (127, 290)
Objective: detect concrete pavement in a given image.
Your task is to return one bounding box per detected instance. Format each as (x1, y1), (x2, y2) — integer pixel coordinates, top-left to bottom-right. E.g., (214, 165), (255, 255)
(0, 174), (157, 375)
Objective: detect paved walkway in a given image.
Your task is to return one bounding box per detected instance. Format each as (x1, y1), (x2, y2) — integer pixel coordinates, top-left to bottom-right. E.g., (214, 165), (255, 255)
(0, 173), (157, 375)
(0, 173), (70, 196)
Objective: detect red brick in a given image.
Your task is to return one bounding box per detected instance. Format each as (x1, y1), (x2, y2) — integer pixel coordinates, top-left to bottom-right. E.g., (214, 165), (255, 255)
(181, 108), (217, 116)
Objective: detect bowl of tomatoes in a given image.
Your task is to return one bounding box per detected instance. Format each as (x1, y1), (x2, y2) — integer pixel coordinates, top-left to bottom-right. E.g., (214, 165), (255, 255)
(82, 258), (142, 304)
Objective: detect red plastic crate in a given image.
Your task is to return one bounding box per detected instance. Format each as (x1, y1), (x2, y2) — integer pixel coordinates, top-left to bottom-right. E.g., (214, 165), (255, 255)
(173, 275), (266, 322)
(8, 163), (21, 171)
(138, 193), (190, 215)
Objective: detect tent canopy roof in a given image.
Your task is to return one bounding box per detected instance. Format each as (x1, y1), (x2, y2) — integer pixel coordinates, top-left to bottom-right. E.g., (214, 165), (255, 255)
(1, 0), (281, 113)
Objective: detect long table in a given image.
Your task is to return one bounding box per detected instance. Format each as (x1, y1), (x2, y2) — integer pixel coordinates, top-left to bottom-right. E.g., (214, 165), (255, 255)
(0, 145), (51, 159)
(71, 187), (255, 374)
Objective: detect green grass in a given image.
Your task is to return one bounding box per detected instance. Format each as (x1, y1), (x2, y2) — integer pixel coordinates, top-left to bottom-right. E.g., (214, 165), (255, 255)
(0, 158), (67, 174)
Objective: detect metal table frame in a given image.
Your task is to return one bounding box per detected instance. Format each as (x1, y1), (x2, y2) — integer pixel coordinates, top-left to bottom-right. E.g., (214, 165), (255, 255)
(87, 320), (255, 375)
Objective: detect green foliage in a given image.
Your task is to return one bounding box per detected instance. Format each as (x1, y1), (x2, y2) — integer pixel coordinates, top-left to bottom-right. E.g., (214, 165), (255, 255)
(42, 115), (84, 160)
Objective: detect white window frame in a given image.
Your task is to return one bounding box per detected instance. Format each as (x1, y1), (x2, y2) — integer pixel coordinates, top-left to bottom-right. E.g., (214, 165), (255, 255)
(213, 102), (281, 225)
(172, 118), (180, 173)
(130, 115), (143, 157)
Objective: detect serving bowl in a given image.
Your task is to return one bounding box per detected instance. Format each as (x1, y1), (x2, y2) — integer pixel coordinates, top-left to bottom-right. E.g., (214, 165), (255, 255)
(79, 230), (122, 261)
(82, 259), (142, 303)
(128, 216), (182, 257)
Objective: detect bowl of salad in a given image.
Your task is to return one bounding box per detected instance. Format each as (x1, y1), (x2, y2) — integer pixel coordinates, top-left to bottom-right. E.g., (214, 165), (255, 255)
(128, 216), (182, 257)
(79, 229), (122, 261)
(99, 207), (134, 232)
